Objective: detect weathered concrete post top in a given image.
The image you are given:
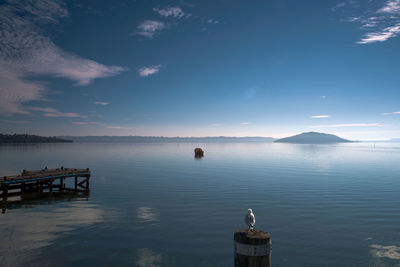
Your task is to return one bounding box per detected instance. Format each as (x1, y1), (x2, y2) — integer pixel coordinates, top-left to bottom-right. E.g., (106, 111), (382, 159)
(234, 230), (272, 267)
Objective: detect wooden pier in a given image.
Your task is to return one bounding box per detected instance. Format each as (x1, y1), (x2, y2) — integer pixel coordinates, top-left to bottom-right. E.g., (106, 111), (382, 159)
(0, 167), (90, 201)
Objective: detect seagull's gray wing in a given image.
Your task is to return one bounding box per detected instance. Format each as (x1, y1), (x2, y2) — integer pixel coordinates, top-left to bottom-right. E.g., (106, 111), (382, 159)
(245, 214), (255, 226)
(250, 213), (255, 226)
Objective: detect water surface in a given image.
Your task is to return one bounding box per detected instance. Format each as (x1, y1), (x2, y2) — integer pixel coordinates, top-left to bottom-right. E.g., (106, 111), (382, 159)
(1, 142), (400, 266)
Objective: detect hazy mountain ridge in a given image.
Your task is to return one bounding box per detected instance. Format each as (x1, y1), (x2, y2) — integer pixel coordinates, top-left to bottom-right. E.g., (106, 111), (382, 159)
(274, 132), (351, 144)
(58, 136), (275, 143)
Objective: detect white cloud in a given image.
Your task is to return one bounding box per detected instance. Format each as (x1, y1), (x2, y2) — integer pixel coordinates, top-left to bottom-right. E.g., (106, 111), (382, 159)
(106, 125), (134, 130)
(347, 17), (361, 23)
(321, 95), (327, 99)
(335, 129), (400, 135)
(206, 18), (220, 24)
(0, 0), (127, 115)
(136, 20), (166, 38)
(357, 25), (400, 44)
(341, 0), (400, 44)
(240, 122), (250, 125)
(378, 0), (400, 13)
(311, 123), (385, 128)
(0, 64), (46, 114)
(370, 244), (400, 260)
(311, 115), (331, 119)
(29, 106), (88, 118)
(211, 123), (221, 127)
(72, 121), (100, 125)
(331, 2), (346, 12)
(382, 111), (400, 115)
(153, 6), (185, 18)
(138, 65), (162, 77)
(94, 101), (110, 106)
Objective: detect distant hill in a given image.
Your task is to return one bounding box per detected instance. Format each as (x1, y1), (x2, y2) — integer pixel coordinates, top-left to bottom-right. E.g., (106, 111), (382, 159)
(58, 136), (275, 143)
(274, 132), (351, 144)
(0, 134), (72, 143)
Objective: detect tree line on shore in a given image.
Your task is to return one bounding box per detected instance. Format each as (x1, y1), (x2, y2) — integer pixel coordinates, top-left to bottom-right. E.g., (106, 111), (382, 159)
(0, 134), (72, 143)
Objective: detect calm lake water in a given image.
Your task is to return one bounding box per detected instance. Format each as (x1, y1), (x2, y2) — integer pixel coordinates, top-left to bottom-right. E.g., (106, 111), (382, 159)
(1, 142), (400, 267)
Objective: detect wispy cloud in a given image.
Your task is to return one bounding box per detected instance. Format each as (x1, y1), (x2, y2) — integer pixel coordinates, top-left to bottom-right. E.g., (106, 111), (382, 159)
(153, 6), (186, 18)
(321, 95), (327, 99)
(0, 66), (46, 114)
(211, 123), (221, 127)
(0, 0), (127, 115)
(94, 101), (109, 106)
(138, 65), (162, 77)
(311, 123), (385, 128)
(240, 122), (250, 125)
(357, 25), (400, 44)
(106, 125), (135, 130)
(311, 115), (331, 119)
(72, 121), (100, 125)
(331, 2), (346, 12)
(29, 107), (88, 118)
(338, 0), (400, 44)
(136, 20), (166, 38)
(335, 130), (400, 135)
(378, 0), (400, 13)
(382, 111), (400, 115)
(207, 19), (220, 24)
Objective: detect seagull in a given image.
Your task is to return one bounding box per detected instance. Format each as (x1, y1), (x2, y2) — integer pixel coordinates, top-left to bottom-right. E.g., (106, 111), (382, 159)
(245, 209), (256, 232)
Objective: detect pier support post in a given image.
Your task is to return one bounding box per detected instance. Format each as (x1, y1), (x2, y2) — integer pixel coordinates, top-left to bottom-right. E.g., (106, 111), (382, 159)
(2, 184), (7, 201)
(49, 180), (53, 193)
(234, 230), (271, 267)
(86, 175), (90, 190)
(21, 182), (25, 194)
(74, 176), (78, 190)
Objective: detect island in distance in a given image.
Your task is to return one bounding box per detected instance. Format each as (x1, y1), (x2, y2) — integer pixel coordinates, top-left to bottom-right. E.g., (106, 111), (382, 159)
(274, 132), (352, 144)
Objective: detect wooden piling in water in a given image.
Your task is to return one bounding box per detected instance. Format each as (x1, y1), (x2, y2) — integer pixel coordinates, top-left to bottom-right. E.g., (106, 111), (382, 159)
(194, 148), (204, 158)
(1, 183), (7, 201)
(234, 230), (272, 267)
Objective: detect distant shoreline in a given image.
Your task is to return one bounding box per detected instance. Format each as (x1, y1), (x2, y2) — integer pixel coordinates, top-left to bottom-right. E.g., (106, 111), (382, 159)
(0, 134), (72, 144)
(1, 133), (399, 144)
(56, 136), (276, 143)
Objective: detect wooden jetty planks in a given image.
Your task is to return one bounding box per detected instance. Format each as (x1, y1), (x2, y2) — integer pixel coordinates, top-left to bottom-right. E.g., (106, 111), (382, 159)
(1, 168), (89, 184)
(1, 167), (90, 200)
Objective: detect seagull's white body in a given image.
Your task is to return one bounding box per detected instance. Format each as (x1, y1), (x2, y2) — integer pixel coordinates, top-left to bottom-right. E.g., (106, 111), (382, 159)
(245, 209), (256, 231)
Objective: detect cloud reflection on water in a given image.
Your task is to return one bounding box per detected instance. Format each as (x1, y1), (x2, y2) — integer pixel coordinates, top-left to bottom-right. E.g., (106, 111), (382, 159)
(0, 202), (113, 266)
(370, 244), (400, 260)
(137, 206), (158, 222)
(136, 248), (163, 267)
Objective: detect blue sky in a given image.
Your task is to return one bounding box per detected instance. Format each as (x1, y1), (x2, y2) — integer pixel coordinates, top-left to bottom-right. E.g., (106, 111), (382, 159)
(0, 0), (400, 140)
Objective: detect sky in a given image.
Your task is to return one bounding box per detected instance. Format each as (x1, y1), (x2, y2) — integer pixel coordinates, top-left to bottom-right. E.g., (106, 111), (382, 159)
(0, 0), (400, 140)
